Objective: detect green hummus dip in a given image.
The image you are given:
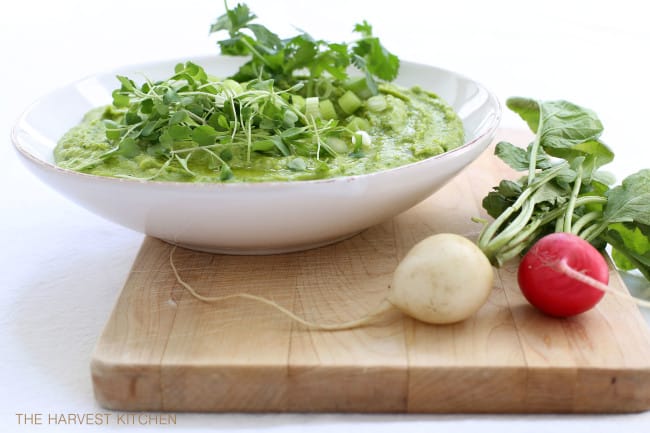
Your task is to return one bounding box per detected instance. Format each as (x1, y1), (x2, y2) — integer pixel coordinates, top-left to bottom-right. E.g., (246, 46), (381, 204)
(54, 83), (464, 183)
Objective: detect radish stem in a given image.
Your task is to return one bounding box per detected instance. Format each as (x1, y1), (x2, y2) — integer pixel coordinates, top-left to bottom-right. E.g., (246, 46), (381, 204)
(563, 164), (583, 233)
(571, 211), (601, 236)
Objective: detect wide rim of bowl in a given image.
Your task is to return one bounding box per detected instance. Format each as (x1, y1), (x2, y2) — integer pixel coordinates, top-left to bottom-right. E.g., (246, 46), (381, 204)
(11, 57), (501, 191)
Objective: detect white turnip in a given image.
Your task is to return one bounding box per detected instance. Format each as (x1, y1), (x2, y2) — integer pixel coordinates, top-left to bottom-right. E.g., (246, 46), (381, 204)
(389, 233), (494, 324)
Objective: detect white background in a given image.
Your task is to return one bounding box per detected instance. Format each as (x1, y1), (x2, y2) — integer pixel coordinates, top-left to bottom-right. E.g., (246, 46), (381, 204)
(2, 0), (650, 431)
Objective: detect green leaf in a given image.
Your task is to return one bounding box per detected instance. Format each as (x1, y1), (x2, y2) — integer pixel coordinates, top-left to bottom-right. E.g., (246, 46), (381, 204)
(611, 248), (636, 271)
(530, 182), (568, 206)
(497, 180), (522, 198)
(367, 40), (399, 82)
(210, 3), (256, 36)
(352, 34), (399, 82)
(103, 120), (122, 140)
(191, 125), (218, 146)
(111, 90), (130, 108)
(247, 23), (282, 51)
(124, 111), (142, 125)
(169, 111), (187, 125)
(506, 98), (604, 158)
(543, 102), (603, 149)
(220, 163), (233, 181)
(506, 97), (540, 132)
(218, 114), (231, 130)
(140, 98), (154, 114)
(603, 169), (650, 225)
(115, 137), (140, 158)
(482, 191), (513, 219)
(605, 222), (650, 279)
(251, 140), (276, 152)
(146, 143), (168, 157)
(494, 141), (551, 171)
(170, 62), (209, 86)
(163, 88), (180, 104)
(608, 222), (650, 255)
(280, 126), (307, 139)
(218, 37), (250, 57)
(559, 139), (613, 164)
(116, 75), (135, 92)
(592, 170), (616, 186)
(283, 36), (318, 72)
(550, 139), (614, 181)
(154, 102), (169, 116)
(310, 43), (350, 80)
(140, 120), (158, 137)
(169, 124), (191, 140)
(159, 131), (173, 147)
(220, 148), (233, 162)
(353, 20), (373, 37)
(252, 135), (290, 156)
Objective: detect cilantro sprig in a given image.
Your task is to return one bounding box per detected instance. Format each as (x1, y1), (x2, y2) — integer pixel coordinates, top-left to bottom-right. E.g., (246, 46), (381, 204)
(209, 2), (399, 93)
(476, 97), (650, 281)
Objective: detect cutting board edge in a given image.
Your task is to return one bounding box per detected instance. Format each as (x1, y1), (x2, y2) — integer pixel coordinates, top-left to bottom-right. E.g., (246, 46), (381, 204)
(90, 355), (650, 413)
(91, 354), (163, 411)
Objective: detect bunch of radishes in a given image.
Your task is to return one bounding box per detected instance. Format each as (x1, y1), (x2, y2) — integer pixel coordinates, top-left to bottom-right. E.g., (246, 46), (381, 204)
(389, 97), (650, 324)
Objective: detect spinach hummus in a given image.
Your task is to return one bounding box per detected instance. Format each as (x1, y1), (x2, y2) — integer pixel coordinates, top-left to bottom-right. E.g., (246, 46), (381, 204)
(54, 77), (464, 183)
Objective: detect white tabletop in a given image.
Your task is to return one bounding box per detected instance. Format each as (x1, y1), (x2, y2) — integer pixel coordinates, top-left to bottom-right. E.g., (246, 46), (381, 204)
(2, 0), (650, 431)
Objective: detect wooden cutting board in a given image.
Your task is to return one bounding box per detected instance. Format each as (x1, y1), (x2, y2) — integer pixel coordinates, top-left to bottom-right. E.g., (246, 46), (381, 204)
(91, 130), (650, 413)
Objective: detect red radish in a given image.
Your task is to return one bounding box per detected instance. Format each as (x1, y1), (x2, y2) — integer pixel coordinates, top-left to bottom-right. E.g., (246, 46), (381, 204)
(518, 232), (608, 317)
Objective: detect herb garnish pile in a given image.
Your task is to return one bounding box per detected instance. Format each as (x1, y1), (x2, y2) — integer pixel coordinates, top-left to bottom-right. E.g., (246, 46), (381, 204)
(80, 2), (411, 181)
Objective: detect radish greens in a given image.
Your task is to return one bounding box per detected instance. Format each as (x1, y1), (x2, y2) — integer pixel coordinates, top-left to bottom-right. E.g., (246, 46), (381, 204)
(477, 97), (650, 282)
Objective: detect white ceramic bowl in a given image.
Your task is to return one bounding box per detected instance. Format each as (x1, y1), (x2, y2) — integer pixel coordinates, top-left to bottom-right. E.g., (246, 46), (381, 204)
(12, 56), (500, 254)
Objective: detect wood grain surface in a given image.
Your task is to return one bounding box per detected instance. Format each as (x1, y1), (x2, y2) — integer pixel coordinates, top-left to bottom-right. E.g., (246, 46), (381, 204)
(91, 130), (650, 413)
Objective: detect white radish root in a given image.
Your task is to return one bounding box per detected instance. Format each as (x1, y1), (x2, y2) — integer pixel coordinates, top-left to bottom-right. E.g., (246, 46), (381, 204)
(169, 233), (495, 329)
(555, 259), (650, 308)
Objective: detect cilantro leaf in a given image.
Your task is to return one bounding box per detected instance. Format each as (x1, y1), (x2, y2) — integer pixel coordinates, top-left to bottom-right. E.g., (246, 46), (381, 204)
(210, 3), (256, 36)
(352, 21), (399, 82)
(246, 23), (283, 52)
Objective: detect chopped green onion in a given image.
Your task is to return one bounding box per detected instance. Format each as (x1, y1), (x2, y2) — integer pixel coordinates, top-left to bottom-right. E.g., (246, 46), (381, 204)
(344, 76), (373, 99)
(316, 77), (334, 99)
(326, 137), (348, 154)
(347, 116), (370, 131)
(305, 96), (320, 119)
(338, 90), (362, 114)
(366, 95), (387, 112)
(352, 130), (372, 147)
(292, 94), (306, 112)
(319, 100), (338, 120)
